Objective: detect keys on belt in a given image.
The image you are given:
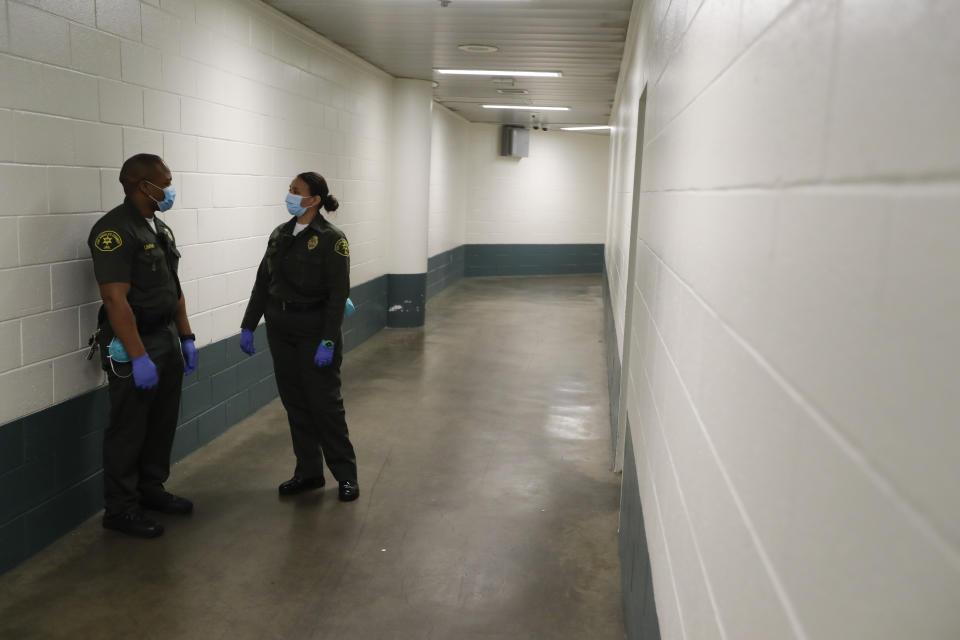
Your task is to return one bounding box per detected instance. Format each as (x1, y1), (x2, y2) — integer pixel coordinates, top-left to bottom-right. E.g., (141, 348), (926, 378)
(86, 329), (101, 360)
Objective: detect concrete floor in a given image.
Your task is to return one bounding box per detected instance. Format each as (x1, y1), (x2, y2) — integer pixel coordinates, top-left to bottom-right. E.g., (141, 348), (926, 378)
(0, 275), (624, 640)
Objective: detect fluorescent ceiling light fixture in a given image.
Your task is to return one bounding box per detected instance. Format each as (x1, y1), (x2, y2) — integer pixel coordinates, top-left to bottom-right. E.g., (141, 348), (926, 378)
(457, 44), (499, 53)
(560, 125), (612, 131)
(436, 69), (562, 78)
(483, 104), (569, 111)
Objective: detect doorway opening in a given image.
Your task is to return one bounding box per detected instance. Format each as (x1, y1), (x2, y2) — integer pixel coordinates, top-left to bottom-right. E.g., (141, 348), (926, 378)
(614, 86), (648, 472)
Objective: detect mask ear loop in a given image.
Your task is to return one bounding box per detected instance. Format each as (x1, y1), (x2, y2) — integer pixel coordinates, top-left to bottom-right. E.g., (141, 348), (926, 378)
(107, 338), (133, 379)
(108, 356), (133, 379)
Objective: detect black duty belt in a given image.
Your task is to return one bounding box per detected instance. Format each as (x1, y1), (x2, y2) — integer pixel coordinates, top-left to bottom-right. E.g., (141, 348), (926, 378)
(275, 299), (324, 313)
(137, 314), (175, 335)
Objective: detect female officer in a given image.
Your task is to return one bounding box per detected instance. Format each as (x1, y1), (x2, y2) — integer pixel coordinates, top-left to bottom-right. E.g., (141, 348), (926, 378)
(238, 172), (358, 502)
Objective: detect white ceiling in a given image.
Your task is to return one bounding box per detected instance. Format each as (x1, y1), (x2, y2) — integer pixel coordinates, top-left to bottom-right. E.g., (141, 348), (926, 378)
(262, 0), (633, 127)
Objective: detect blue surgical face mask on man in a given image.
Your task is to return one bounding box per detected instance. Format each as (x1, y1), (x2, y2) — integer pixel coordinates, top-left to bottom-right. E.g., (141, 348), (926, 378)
(146, 181), (176, 212)
(285, 193), (307, 217)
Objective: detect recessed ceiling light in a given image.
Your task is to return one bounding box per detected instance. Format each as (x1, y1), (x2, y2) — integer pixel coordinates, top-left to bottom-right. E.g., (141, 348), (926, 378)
(483, 104), (570, 111)
(436, 69), (562, 78)
(458, 44), (499, 53)
(560, 126), (612, 131)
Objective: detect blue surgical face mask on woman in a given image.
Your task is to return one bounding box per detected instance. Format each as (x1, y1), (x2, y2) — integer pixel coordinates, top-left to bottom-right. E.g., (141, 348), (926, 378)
(145, 181), (176, 212)
(285, 193), (308, 216)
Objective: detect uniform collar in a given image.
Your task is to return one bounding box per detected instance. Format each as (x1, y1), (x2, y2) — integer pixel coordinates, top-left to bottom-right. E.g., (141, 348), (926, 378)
(283, 214), (326, 235)
(123, 197), (159, 228)
(122, 197), (142, 221)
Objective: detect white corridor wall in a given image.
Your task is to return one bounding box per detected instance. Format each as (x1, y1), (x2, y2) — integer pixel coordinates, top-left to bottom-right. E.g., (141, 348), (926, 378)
(428, 102), (468, 258)
(466, 125), (609, 246)
(429, 117), (610, 252)
(607, 0), (960, 639)
(0, 0), (394, 425)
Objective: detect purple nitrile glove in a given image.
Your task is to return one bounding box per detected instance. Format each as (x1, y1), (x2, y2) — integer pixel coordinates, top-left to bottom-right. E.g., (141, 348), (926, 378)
(181, 338), (198, 375)
(132, 353), (159, 390)
(314, 341), (334, 368)
(240, 329), (255, 356)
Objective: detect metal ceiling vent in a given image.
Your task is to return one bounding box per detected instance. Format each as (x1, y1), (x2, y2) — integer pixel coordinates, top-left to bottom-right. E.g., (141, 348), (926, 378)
(497, 89), (529, 95)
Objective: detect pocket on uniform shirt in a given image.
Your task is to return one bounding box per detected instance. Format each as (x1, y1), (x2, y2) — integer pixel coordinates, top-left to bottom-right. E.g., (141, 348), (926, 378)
(295, 254), (326, 296)
(167, 245), (181, 274)
(134, 248), (167, 287)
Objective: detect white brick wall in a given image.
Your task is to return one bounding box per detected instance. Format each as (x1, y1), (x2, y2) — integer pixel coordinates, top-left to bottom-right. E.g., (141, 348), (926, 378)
(466, 124), (609, 245)
(0, 0), (395, 424)
(608, 0), (960, 638)
(428, 103), (468, 257)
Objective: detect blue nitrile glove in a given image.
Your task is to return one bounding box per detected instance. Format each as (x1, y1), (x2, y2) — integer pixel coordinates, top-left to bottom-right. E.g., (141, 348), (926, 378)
(181, 338), (198, 375)
(344, 298), (356, 318)
(240, 329), (255, 356)
(314, 340), (335, 368)
(132, 354), (159, 390)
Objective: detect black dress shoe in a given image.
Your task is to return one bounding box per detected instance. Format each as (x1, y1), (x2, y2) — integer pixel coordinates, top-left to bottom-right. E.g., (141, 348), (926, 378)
(102, 509), (164, 538)
(338, 480), (359, 502)
(140, 491), (193, 515)
(278, 475), (326, 496)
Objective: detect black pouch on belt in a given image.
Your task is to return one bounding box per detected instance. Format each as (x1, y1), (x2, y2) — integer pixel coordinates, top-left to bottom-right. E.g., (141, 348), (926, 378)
(90, 305), (115, 371)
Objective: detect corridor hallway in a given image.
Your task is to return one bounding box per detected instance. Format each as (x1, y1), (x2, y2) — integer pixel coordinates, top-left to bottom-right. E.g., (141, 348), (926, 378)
(0, 276), (623, 640)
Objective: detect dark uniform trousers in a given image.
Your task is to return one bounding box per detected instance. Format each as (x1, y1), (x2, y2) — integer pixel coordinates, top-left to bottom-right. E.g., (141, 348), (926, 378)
(265, 308), (357, 483)
(103, 325), (183, 515)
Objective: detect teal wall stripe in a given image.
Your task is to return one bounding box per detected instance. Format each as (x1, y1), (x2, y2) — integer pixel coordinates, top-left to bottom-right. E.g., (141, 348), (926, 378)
(465, 243), (603, 277)
(620, 423), (662, 640)
(603, 265), (621, 456)
(387, 273), (427, 328)
(427, 246), (465, 299)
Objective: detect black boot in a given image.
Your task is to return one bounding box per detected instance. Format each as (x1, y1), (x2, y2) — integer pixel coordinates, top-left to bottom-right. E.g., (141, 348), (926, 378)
(140, 490), (194, 515)
(338, 480), (359, 502)
(278, 476), (326, 496)
(102, 509), (164, 538)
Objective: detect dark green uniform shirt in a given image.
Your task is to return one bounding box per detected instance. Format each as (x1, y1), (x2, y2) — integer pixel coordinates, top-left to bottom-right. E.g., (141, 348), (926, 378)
(87, 199), (182, 326)
(241, 215), (350, 341)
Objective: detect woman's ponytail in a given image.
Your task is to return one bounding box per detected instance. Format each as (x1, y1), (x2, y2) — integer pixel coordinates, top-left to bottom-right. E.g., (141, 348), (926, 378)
(297, 171), (338, 213)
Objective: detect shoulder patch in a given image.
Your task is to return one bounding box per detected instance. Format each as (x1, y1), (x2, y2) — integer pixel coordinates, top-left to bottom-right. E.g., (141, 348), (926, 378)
(307, 235), (319, 251)
(334, 238), (350, 257)
(94, 230), (123, 252)
(164, 227), (174, 243)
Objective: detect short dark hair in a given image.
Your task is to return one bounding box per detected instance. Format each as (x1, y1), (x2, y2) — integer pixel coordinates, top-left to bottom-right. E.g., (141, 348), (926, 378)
(297, 171), (339, 212)
(119, 154), (168, 195)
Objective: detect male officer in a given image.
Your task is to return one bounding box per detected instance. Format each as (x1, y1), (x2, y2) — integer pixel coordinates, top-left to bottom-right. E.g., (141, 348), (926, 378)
(88, 154), (198, 538)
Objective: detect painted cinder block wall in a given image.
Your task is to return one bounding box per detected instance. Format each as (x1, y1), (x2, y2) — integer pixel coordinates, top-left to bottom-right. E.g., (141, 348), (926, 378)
(606, 0), (960, 638)
(428, 105), (610, 285)
(0, 0), (395, 426)
(0, 0), (399, 574)
(466, 124), (608, 247)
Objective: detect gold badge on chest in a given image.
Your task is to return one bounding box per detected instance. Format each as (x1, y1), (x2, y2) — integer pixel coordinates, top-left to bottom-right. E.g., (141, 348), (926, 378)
(307, 235), (319, 251)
